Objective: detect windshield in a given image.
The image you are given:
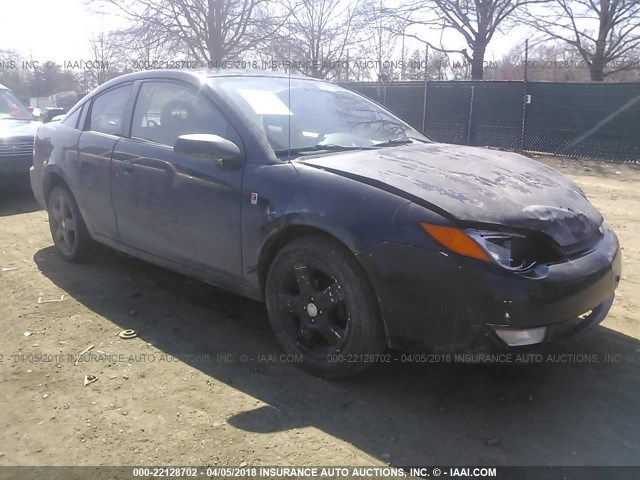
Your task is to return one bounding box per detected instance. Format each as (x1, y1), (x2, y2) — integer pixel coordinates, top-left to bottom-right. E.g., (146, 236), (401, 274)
(210, 77), (428, 156)
(0, 89), (32, 120)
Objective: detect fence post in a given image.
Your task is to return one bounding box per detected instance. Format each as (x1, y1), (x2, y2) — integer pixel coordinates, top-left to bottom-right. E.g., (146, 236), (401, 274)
(421, 45), (429, 133)
(466, 85), (475, 145)
(520, 40), (529, 150)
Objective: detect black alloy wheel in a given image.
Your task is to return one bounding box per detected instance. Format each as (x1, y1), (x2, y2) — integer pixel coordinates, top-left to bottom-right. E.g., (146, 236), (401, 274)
(266, 235), (386, 378)
(48, 186), (94, 262)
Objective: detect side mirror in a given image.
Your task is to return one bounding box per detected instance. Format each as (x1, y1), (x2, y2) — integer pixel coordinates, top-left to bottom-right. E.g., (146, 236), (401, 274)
(174, 134), (243, 170)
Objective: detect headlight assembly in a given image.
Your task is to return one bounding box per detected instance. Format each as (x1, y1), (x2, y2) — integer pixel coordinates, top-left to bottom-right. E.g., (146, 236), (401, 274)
(468, 231), (536, 271)
(420, 223), (539, 271)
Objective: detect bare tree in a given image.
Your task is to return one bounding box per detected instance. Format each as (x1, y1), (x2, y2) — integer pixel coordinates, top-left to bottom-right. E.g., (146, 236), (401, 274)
(0, 51), (27, 97)
(522, 0), (640, 81)
(29, 65), (81, 98)
(495, 42), (594, 81)
(110, 19), (181, 66)
(86, 32), (127, 87)
(386, 0), (548, 80)
(95, 0), (284, 64)
(1, 51), (83, 99)
(359, 1), (408, 81)
(266, 0), (368, 79)
(399, 48), (452, 80)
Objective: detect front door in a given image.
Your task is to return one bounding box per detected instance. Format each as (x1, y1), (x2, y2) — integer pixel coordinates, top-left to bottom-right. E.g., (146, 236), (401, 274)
(110, 80), (244, 280)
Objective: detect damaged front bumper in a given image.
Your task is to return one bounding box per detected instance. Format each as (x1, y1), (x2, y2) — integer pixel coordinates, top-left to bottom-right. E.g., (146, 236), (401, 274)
(356, 225), (622, 352)
(491, 294), (615, 347)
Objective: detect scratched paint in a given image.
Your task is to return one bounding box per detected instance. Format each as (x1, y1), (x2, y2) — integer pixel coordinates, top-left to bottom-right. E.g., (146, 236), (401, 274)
(302, 143), (602, 247)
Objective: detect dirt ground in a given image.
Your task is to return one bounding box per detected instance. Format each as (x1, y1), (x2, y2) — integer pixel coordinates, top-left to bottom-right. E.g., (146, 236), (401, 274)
(0, 154), (639, 468)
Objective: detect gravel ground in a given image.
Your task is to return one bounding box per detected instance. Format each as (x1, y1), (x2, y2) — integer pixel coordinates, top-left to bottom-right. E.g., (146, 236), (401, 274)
(0, 154), (638, 468)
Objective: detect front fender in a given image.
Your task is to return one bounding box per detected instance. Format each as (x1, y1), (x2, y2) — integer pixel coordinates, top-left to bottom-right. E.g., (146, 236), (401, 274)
(242, 160), (422, 293)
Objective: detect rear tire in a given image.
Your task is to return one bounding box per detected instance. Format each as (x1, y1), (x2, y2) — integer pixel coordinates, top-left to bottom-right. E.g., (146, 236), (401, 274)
(47, 186), (95, 262)
(265, 235), (386, 378)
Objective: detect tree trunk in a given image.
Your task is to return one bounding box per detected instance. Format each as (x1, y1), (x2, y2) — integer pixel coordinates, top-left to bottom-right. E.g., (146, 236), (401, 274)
(589, 60), (605, 81)
(470, 43), (486, 80)
(590, 2), (609, 82)
(207, 0), (226, 65)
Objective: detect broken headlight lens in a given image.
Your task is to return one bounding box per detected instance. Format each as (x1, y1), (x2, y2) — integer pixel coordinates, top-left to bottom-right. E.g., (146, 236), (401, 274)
(420, 223), (559, 268)
(469, 232), (536, 271)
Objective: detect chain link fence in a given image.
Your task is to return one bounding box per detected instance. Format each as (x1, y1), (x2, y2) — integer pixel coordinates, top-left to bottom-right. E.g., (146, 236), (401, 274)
(343, 80), (640, 162)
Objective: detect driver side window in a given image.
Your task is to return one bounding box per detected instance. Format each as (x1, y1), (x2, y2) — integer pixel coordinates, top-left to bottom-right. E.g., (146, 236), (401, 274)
(131, 82), (234, 147)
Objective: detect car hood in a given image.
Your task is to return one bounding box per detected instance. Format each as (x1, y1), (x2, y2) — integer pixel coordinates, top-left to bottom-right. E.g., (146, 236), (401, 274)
(299, 143), (603, 247)
(0, 119), (40, 140)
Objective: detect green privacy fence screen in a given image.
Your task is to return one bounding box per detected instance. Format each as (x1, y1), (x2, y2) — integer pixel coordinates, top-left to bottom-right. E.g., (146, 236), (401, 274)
(342, 81), (640, 162)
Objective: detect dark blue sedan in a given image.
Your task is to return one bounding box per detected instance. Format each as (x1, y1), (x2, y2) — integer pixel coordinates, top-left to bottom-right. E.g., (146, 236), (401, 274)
(30, 70), (621, 377)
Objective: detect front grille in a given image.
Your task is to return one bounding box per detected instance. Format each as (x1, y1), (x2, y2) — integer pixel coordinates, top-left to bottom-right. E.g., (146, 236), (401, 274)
(560, 229), (603, 259)
(0, 144), (33, 157)
(0, 136), (34, 157)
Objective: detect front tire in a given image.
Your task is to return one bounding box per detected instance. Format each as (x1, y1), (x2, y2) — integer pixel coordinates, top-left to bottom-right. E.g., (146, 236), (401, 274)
(47, 186), (95, 262)
(265, 235), (386, 378)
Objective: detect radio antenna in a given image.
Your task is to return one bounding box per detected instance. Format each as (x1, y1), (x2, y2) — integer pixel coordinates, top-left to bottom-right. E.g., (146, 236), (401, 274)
(287, 14), (292, 161)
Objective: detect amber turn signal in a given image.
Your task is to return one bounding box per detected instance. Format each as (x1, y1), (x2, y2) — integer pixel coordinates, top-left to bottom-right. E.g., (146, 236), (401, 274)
(420, 223), (490, 262)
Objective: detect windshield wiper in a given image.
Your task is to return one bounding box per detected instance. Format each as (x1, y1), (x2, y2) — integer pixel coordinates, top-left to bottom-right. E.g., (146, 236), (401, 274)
(373, 137), (427, 147)
(275, 137), (429, 157)
(274, 144), (376, 156)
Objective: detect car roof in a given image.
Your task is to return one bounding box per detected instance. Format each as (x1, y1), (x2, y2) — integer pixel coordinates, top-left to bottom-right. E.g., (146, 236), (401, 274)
(125, 68), (313, 81)
(204, 69), (313, 80)
(87, 69), (321, 100)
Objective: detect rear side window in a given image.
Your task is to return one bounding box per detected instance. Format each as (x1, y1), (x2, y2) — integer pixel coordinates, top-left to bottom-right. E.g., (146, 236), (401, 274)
(131, 81), (238, 147)
(89, 85), (132, 135)
(62, 105), (83, 129)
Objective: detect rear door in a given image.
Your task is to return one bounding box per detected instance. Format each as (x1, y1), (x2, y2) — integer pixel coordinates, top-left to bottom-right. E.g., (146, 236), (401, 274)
(76, 84), (133, 241)
(110, 80), (244, 280)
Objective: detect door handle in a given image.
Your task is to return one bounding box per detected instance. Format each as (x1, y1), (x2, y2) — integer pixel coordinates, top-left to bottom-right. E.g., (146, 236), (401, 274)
(122, 159), (134, 172)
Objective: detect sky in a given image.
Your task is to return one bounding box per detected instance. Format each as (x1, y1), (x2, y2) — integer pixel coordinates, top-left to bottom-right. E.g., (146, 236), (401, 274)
(0, 0), (120, 61)
(0, 0), (529, 65)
